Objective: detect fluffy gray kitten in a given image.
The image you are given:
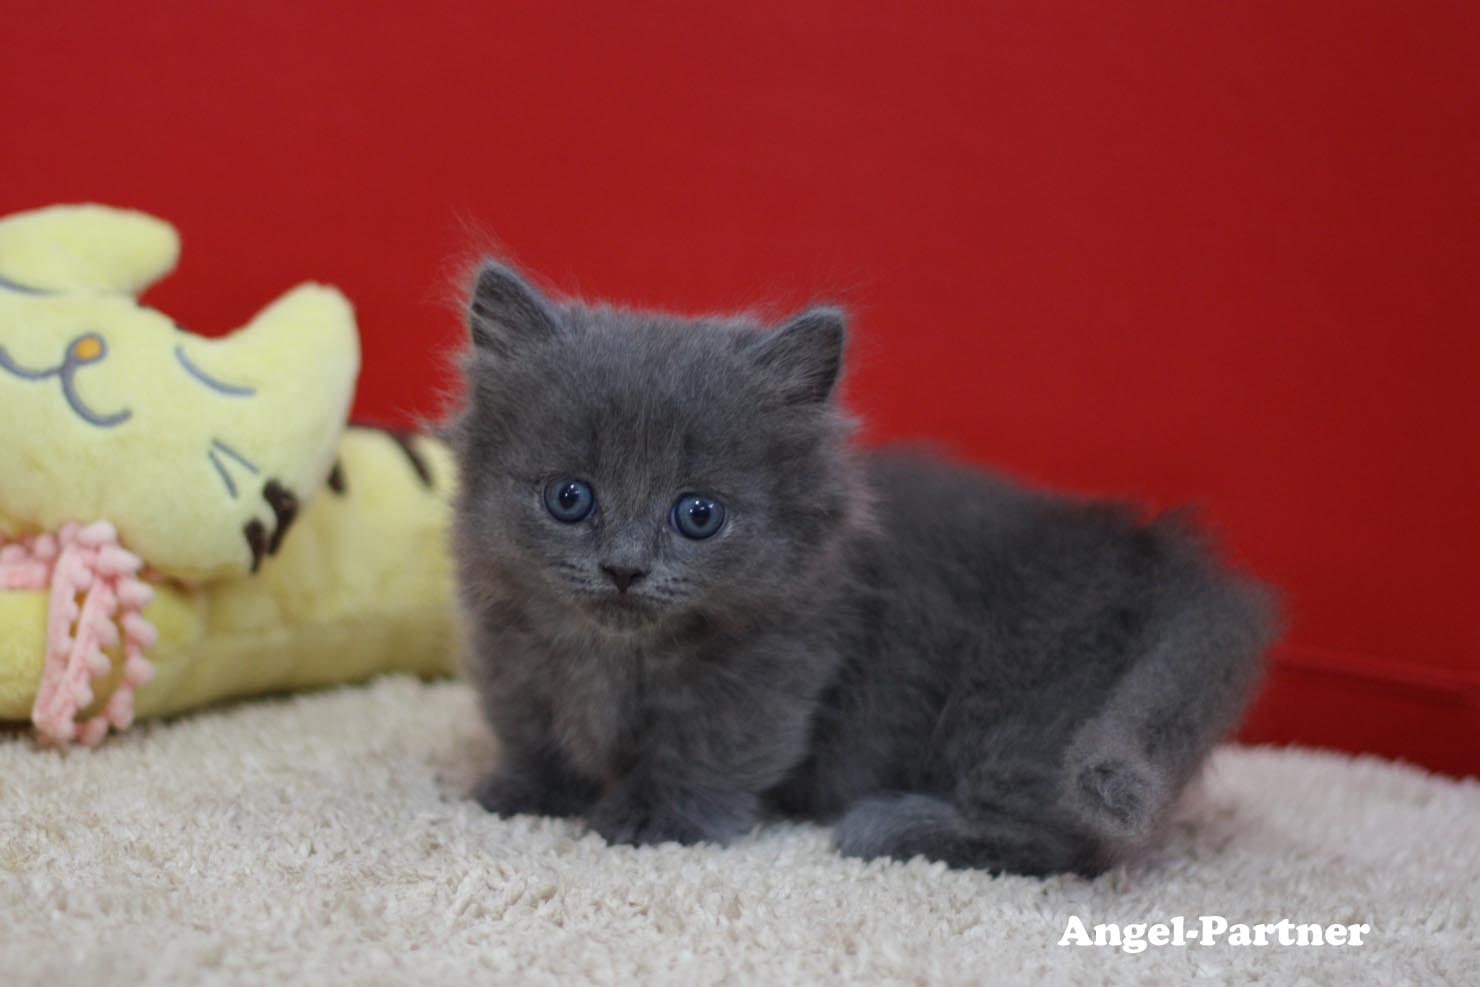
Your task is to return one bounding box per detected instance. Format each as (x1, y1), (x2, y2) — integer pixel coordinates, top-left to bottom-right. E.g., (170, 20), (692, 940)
(448, 262), (1276, 876)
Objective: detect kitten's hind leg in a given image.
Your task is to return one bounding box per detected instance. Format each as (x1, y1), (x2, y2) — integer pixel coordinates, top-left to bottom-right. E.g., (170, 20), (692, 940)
(834, 792), (1103, 877)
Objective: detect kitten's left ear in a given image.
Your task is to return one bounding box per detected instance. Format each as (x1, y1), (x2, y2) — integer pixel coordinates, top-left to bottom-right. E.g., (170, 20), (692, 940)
(754, 306), (847, 405)
(467, 261), (561, 355)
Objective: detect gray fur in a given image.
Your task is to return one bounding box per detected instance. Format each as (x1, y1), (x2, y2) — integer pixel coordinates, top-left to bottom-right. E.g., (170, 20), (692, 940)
(448, 261), (1277, 876)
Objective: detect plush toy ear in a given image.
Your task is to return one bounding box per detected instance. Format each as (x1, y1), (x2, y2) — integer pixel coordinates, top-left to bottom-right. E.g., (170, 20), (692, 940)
(467, 261), (561, 356)
(753, 306), (847, 405)
(0, 204), (179, 296)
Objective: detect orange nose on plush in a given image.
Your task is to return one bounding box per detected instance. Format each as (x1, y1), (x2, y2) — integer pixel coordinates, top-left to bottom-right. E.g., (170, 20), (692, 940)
(72, 336), (102, 361)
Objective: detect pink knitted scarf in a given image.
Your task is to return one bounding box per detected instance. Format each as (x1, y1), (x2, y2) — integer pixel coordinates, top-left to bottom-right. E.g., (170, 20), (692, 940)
(0, 521), (157, 745)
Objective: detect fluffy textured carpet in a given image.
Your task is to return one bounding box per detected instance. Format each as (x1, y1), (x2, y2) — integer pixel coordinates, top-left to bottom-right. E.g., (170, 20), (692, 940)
(1, 677), (1475, 986)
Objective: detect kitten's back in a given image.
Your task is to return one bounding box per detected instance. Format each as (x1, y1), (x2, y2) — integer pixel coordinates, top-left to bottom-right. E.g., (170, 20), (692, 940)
(788, 446), (1273, 825)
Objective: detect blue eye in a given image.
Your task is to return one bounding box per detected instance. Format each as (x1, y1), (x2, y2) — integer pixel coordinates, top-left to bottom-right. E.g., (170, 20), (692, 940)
(544, 479), (595, 523)
(672, 494), (725, 540)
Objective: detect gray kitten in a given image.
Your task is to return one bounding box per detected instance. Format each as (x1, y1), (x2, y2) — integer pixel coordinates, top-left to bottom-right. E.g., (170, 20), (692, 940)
(448, 262), (1276, 876)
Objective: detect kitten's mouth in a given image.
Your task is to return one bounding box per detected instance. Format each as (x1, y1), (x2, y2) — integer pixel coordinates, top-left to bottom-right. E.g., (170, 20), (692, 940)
(586, 592), (661, 629)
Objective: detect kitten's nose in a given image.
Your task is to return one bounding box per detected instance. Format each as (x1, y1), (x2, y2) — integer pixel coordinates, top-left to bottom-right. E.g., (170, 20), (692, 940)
(600, 564), (647, 593)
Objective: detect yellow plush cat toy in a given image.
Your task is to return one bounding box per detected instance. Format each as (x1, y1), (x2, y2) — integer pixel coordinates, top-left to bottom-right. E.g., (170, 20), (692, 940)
(0, 205), (458, 744)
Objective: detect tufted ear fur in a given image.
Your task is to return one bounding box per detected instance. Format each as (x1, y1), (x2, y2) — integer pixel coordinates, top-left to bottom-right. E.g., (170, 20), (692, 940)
(467, 261), (562, 357)
(752, 306), (847, 405)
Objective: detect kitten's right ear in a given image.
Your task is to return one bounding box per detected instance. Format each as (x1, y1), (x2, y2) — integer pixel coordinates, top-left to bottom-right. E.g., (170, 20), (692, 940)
(753, 306), (848, 405)
(467, 261), (561, 355)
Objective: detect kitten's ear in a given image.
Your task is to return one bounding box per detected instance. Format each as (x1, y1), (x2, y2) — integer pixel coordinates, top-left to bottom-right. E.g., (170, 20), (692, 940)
(467, 261), (561, 355)
(754, 306), (847, 405)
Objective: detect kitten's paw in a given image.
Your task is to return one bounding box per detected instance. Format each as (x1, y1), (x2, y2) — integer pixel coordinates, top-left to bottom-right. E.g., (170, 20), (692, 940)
(834, 793), (965, 862)
(471, 771), (545, 818)
(471, 770), (596, 819)
(590, 802), (708, 847)
(1070, 757), (1166, 838)
(589, 783), (756, 848)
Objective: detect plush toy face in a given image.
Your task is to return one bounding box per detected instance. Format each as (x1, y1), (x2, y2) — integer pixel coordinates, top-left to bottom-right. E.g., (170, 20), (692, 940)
(0, 205), (359, 580)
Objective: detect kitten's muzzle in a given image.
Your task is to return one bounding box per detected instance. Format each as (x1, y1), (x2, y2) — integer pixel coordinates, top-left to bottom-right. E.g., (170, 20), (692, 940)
(600, 564), (647, 594)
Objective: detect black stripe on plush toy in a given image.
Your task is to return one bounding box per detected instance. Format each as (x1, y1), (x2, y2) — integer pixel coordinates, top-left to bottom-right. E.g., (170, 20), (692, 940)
(263, 481), (299, 555)
(384, 429), (433, 488)
(243, 519), (268, 572)
(350, 422), (435, 489)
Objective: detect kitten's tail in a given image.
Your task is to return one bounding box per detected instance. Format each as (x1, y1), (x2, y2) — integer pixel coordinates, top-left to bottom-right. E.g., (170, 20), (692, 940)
(1064, 532), (1279, 842)
(834, 792), (1104, 876)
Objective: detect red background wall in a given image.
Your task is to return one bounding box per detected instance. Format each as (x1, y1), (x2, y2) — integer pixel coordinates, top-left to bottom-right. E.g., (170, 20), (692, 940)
(5, 2), (1476, 774)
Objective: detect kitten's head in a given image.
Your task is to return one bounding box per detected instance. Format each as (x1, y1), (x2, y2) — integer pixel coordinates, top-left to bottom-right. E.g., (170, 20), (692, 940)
(449, 261), (864, 635)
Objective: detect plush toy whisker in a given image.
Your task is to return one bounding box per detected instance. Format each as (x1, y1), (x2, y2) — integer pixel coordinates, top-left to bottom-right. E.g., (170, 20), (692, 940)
(0, 521), (157, 746)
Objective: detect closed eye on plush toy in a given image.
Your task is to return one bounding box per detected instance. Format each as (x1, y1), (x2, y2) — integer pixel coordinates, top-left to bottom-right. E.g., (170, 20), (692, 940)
(173, 344), (257, 398)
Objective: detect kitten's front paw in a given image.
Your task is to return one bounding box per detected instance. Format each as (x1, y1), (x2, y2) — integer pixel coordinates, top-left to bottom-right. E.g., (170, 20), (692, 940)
(590, 800), (707, 847)
(472, 769), (597, 819)
(589, 783), (756, 848)
(472, 771), (545, 818)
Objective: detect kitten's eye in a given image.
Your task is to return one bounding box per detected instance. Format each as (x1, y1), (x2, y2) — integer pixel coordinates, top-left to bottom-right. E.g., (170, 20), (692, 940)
(544, 479), (595, 523)
(672, 494), (725, 540)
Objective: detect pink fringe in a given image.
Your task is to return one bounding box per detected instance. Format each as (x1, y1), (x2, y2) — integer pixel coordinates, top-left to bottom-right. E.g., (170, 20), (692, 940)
(0, 521), (158, 746)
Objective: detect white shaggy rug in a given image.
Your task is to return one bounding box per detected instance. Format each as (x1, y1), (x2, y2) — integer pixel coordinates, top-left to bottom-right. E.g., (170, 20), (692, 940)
(2, 677), (1475, 986)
